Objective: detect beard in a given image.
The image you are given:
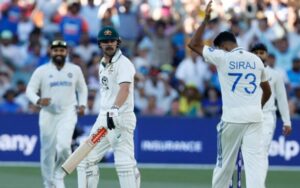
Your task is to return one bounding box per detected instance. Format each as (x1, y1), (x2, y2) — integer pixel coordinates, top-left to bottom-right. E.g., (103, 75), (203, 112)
(52, 55), (66, 66)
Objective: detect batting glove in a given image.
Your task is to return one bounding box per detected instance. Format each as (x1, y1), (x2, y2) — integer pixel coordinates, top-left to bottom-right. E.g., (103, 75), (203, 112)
(106, 106), (119, 130)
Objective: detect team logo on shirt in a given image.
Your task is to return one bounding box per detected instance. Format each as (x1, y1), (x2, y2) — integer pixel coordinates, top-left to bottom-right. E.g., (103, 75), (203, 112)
(101, 76), (109, 90)
(67, 72), (73, 78)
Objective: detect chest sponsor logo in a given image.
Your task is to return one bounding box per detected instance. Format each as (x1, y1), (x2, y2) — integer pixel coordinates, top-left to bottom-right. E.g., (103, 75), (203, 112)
(50, 81), (72, 87)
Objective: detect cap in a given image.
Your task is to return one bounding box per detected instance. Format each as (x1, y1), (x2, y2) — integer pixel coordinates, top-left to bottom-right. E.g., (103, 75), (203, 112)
(97, 26), (119, 42)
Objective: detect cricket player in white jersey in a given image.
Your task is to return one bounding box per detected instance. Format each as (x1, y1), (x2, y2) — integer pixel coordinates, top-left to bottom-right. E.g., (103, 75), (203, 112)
(250, 43), (292, 180)
(188, 1), (272, 188)
(76, 26), (141, 188)
(26, 40), (88, 188)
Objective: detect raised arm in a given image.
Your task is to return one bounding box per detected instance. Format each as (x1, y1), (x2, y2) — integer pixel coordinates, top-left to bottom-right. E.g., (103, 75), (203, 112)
(188, 0), (212, 56)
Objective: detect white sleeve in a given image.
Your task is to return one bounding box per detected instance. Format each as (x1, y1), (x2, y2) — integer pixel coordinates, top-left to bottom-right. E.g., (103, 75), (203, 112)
(76, 67), (88, 107)
(117, 60), (135, 84)
(274, 74), (292, 126)
(261, 66), (269, 82)
(26, 69), (42, 104)
(202, 45), (225, 66)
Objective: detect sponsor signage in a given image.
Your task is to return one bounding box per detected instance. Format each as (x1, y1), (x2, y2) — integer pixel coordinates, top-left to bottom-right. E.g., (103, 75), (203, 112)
(0, 115), (40, 161)
(0, 115), (299, 166)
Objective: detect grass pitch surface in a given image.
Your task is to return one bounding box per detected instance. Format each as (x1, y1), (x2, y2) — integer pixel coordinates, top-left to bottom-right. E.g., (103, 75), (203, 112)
(0, 165), (298, 188)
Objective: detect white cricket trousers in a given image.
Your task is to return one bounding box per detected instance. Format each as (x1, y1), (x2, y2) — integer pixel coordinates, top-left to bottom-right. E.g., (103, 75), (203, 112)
(39, 109), (77, 187)
(261, 112), (276, 182)
(77, 112), (140, 188)
(212, 121), (266, 188)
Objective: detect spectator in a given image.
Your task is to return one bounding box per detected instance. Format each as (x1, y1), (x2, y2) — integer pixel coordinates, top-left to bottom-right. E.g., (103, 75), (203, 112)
(158, 72), (178, 114)
(0, 69), (12, 101)
(178, 84), (204, 117)
(289, 86), (300, 117)
(132, 38), (152, 74)
(287, 57), (300, 89)
(14, 80), (29, 112)
(141, 17), (182, 67)
(115, 0), (140, 58)
(16, 42), (43, 83)
(134, 84), (148, 114)
(17, 7), (34, 43)
(202, 87), (222, 117)
(85, 90), (98, 115)
(167, 98), (180, 116)
(80, 0), (101, 40)
(87, 53), (100, 90)
(175, 50), (210, 93)
(0, 89), (22, 113)
(266, 53), (289, 84)
(73, 33), (98, 64)
(0, 30), (26, 70)
(144, 67), (165, 101)
(0, 0), (21, 35)
(70, 53), (88, 81)
(258, 34), (300, 71)
(142, 95), (164, 116)
(58, 1), (88, 46)
(33, 0), (62, 38)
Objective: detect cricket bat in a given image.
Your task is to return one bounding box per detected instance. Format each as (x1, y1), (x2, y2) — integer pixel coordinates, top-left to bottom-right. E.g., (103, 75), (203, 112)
(62, 127), (108, 174)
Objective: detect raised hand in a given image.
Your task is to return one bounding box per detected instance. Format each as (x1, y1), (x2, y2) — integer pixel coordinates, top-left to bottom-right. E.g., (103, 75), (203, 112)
(204, 0), (213, 22)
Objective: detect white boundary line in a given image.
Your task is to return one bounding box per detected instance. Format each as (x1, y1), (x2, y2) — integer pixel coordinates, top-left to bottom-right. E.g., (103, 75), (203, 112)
(1, 162), (300, 171)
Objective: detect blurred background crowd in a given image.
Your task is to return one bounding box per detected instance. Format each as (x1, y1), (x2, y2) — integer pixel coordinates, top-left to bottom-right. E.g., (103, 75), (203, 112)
(0, 0), (300, 118)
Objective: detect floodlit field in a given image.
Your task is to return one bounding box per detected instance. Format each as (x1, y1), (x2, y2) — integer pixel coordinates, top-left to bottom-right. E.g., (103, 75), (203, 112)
(0, 165), (299, 188)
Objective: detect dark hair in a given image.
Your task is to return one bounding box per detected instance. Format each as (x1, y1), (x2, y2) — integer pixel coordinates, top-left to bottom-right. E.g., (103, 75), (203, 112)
(250, 43), (268, 53)
(293, 57), (300, 63)
(213, 31), (237, 47)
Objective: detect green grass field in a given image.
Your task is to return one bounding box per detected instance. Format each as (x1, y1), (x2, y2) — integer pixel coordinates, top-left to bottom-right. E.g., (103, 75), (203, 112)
(0, 165), (299, 188)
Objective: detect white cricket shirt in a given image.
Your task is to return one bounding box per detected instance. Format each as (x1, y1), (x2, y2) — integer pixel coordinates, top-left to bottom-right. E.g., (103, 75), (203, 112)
(263, 66), (291, 126)
(99, 50), (135, 114)
(203, 46), (268, 123)
(26, 62), (88, 113)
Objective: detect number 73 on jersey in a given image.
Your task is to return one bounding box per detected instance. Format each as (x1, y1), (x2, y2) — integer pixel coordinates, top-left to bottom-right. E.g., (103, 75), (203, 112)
(228, 73), (257, 94)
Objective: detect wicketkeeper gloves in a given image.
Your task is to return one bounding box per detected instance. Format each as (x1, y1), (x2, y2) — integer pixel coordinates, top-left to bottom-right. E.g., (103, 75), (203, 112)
(106, 106), (119, 130)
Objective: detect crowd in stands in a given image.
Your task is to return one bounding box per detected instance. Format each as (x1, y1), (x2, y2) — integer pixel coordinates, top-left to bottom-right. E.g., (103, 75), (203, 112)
(0, 0), (300, 118)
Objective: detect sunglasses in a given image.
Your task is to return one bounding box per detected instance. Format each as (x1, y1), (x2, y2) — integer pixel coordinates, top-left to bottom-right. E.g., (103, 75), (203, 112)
(51, 40), (67, 48)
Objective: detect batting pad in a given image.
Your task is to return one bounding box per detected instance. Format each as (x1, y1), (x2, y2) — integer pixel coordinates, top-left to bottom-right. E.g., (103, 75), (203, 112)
(118, 170), (137, 188)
